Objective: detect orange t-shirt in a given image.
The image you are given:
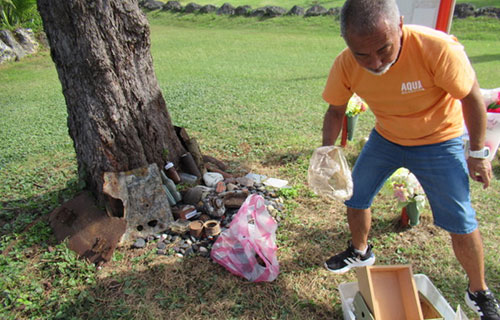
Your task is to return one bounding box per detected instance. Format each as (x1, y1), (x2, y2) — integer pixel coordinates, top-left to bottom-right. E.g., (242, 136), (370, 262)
(322, 25), (476, 146)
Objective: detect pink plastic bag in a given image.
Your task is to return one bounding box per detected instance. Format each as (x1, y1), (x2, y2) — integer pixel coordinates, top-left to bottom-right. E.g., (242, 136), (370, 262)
(210, 194), (279, 282)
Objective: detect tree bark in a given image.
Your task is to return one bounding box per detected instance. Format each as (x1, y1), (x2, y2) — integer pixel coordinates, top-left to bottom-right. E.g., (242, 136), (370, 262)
(37, 0), (185, 204)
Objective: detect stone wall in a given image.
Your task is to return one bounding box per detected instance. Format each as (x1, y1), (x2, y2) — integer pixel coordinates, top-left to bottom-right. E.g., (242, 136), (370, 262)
(140, 0), (500, 19)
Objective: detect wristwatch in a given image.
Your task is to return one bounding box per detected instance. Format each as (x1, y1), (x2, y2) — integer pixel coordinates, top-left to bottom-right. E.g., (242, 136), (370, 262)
(468, 146), (490, 159)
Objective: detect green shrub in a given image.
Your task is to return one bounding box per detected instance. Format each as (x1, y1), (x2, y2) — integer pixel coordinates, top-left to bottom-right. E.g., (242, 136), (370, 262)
(0, 0), (42, 30)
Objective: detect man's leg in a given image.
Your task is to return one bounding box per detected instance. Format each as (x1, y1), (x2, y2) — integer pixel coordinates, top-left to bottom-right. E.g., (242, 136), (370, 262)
(450, 229), (487, 292)
(324, 207), (375, 273)
(348, 207), (371, 251)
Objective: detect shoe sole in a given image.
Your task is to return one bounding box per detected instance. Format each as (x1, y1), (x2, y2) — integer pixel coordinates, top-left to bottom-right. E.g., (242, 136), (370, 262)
(324, 256), (376, 274)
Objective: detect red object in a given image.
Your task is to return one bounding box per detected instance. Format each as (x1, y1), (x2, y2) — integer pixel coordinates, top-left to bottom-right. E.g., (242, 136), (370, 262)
(341, 115), (348, 147)
(401, 207), (410, 227)
(435, 0), (455, 33)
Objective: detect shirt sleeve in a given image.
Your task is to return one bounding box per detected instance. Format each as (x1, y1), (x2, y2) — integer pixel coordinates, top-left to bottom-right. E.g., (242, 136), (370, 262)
(322, 50), (354, 106)
(431, 35), (476, 100)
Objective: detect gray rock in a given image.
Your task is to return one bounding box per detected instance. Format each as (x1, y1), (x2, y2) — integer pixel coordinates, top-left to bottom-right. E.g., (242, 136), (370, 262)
(263, 6), (286, 17)
(183, 185), (211, 205)
(326, 7), (340, 16)
(200, 4), (217, 13)
(0, 39), (16, 64)
(176, 253), (184, 257)
(475, 7), (500, 18)
(287, 5), (305, 16)
(184, 2), (201, 13)
(0, 30), (26, 60)
(157, 242), (166, 250)
(305, 5), (327, 17)
(217, 3), (235, 15)
(185, 247), (194, 256)
(142, 0), (164, 10)
(235, 5), (252, 16)
(133, 238), (146, 248)
(157, 249), (166, 255)
(163, 0), (183, 12)
(250, 7), (267, 17)
(454, 3), (476, 18)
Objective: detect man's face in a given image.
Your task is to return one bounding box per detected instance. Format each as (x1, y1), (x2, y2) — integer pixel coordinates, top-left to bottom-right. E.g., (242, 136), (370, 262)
(345, 17), (403, 75)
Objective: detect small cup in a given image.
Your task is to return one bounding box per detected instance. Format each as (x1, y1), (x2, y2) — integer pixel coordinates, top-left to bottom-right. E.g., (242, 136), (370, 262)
(164, 162), (181, 184)
(189, 220), (204, 238)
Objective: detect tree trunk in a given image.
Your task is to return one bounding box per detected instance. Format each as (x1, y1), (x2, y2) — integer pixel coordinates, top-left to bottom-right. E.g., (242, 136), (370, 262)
(37, 0), (185, 204)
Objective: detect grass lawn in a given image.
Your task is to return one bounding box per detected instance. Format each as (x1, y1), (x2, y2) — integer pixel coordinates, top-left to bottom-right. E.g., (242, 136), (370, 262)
(1, 12), (499, 320)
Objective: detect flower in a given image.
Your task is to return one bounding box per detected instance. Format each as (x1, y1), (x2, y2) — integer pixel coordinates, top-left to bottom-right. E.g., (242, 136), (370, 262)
(382, 168), (426, 211)
(345, 94), (368, 117)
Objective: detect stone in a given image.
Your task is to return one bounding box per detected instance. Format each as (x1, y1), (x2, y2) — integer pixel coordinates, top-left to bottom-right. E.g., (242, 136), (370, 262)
(203, 172), (224, 187)
(13, 29), (38, 55)
(305, 5), (327, 17)
(176, 253), (184, 258)
(215, 181), (226, 193)
(184, 2), (201, 13)
(250, 7), (267, 17)
(287, 5), (305, 16)
(199, 4), (217, 13)
(236, 176), (254, 188)
(326, 7), (340, 16)
(102, 163), (174, 243)
(163, 0), (183, 12)
(185, 247), (194, 256)
(475, 7), (500, 18)
(183, 185), (211, 205)
(199, 246), (208, 253)
(157, 249), (166, 255)
(0, 39), (16, 64)
(226, 183), (237, 191)
(157, 242), (166, 250)
(133, 238), (146, 248)
(235, 5), (252, 16)
(217, 3), (235, 15)
(141, 0), (164, 10)
(0, 30), (26, 60)
(453, 3), (476, 18)
(263, 6), (286, 17)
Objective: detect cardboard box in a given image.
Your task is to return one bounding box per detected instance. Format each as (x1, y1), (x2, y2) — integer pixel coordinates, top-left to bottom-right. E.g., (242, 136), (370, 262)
(356, 265), (424, 320)
(339, 274), (457, 320)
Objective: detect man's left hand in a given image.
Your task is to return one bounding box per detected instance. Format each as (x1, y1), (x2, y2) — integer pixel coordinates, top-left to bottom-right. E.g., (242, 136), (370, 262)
(467, 157), (492, 188)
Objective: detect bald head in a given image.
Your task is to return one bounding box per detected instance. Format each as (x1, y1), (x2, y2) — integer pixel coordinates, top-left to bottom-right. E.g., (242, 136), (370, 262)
(340, 0), (401, 38)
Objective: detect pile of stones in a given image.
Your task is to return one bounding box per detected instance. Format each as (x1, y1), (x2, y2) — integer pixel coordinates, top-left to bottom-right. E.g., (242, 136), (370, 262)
(139, 0), (340, 18)
(131, 172), (286, 259)
(139, 0), (500, 20)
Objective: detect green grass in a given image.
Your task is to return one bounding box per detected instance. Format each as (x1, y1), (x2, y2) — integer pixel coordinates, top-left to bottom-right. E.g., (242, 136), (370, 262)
(1, 12), (500, 320)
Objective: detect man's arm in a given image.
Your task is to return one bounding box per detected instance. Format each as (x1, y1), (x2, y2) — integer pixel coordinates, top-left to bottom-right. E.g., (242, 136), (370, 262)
(322, 104), (347, 146)
(461, 80), (492, 188)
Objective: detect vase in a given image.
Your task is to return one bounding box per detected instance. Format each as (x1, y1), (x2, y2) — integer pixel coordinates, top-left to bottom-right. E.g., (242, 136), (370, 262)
(405, 201), (420, 227)
(346, 115), (358, 141)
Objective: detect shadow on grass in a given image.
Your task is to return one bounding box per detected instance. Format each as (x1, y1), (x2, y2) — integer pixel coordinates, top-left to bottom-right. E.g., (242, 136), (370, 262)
(469, 53), (500, 64)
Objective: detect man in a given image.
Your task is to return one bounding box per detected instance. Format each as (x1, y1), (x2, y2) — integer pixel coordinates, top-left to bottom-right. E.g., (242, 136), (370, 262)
(321, 0), (500, 319)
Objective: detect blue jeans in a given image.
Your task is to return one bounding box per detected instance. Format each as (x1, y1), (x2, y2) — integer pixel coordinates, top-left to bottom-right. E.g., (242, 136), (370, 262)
(345, 129), (477, 234)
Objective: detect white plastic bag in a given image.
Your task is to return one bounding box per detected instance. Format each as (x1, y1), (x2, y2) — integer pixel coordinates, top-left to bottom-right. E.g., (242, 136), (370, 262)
(307, 146), (353, 201)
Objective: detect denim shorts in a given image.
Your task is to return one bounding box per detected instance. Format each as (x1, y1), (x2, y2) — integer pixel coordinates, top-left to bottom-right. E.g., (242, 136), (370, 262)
(345, 129), (477, 234)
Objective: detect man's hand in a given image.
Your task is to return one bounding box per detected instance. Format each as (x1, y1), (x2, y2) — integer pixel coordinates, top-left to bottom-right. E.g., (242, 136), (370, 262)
(467, 157), (492, 188)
